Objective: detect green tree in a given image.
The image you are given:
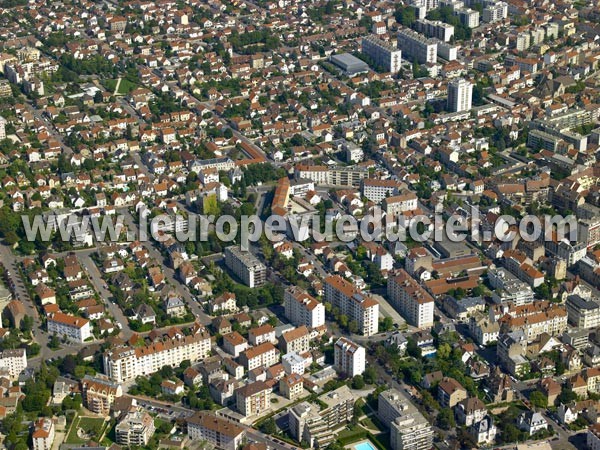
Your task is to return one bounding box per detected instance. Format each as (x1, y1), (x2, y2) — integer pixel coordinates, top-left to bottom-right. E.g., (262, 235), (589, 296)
(259, 417), (277, 434)
(363, 366), (377, 385)
(351, 375), (365, 389)
(436, 408), (455, 430)
(529, 391), (548, 408)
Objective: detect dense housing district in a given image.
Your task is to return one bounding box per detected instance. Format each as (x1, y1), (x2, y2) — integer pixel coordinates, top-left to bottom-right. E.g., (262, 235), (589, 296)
(0, 0), (598, 448)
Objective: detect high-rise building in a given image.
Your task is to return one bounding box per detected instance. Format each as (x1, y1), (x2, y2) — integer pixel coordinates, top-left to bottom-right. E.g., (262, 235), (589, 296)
(379, 389), (434, 450)
(482, 2), (507, 22)
(397, 28), (437, 64)
(115, 409), (155, 447)
(289, 386), (355, 448)
(361, 35), (402, 73)
(387, 269), (434, 329)
(284, 287), (325, 329)
(324, 275), (379, 336)
(414, 19), (455, 42)
(334, 337), (365, 377)
(447, 78), (473, 112)
(224, 246), (266, 288)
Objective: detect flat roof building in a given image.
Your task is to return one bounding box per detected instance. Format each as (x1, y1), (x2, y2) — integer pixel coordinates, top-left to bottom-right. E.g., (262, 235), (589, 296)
(329, 53), (369, 76)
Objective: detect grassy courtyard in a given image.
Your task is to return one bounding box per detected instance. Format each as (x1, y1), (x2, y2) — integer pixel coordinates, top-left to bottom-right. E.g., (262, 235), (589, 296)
(65, 416), (107, 444)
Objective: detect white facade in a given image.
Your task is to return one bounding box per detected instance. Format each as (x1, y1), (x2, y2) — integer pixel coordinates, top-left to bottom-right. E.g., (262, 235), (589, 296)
(32, 418), (55, 450)
(482, 2), (507, 22)
(284, 287), (325, 329)
(448, 78), (473, 113)
(0, 349), (27, 379)
(387, 270), (435, 328)
(362, 35), (402, 73)
(187, 412), (245, 450)
(324, 276), (379, 336)
(47, 313), (91, 343)
(103, 330), (212, 382)
(334, 337), (365, 377)
(397, 28), (437, 64)
(224, 246), (266, 288)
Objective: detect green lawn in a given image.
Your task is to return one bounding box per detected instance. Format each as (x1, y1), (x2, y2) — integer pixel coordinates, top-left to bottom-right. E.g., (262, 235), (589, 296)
(65, 416), (107, 444)
(103, 78), (138, 95)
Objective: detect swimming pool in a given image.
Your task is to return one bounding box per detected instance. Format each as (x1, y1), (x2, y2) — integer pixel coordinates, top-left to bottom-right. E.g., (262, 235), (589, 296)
(354, 441), (377, 450)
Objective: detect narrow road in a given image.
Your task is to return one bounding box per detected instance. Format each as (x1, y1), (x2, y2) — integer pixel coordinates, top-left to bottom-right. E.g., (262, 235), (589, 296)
(120, 209), (212, 326)
(78, 252), (134, 338)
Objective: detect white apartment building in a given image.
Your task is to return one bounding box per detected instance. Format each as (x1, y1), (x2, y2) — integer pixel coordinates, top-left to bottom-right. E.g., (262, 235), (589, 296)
(414, 19), (454, 42)
(115, 409), (155, 447)
(387, 269), (434, 328)
(566, 295), (600, 329)
(235, 381), (272, 417)
(382, 192), (419, 217)
(282, 352), (306, 375)
(334, 337), (365, 377)
(284, 287), (325, 329)
(361, 35), (402, 73)
(187, 412), (246, 450)
(324, 275), (379, 336)
(455, 8), (480, 27)
(239, 342), (280, 371)
(32, 418), (55, 450)
(224, 246), (266, 288)
(47, 312), (91, 343)
(361, 179), (401, 203)
(0, 116), (6, 140)
(103, 327), (212, 382)
(482, 2), (507, 22)
(397, 28), (437, 64)
(447, 78), (473, 113)
(0, 349), (27, 379)
(379, 389), (434, 450)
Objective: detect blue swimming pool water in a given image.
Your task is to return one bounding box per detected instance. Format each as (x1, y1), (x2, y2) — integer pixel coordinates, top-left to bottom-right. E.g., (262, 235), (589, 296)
(355, 441), (377, 450)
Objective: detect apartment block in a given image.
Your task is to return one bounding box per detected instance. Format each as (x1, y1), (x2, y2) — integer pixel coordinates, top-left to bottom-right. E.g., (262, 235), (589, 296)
(289, 386), (355, 448)
(280, 373), (304, 401)
(187, 412), (246, 450)
(0, 349), (27, 379)
(224, 246), (266, 288)
(361, 35), (402, 73)
(235, 380), (272, 417)
(280, 326), (311, 354)
(455, 8), (480, 27)
(284, 287), (325, 329)
(387, 269), (434, 329)
(361, 179), (402, 203)
(116, 409), (155, 447)
(566, 295), (600, 329)
(447, 78), (473, 113)
(482, 2), (507, 22)
(397, 28), (437, 64)
(382, 192), (419, 217)
(81, 375), (123, 415)
(334, 337), (365, 377)
(497, 302), (568, 341)
(32, 418), (55, 450)
(379, 389), (434, 450)
(47, 312), (91, 343)
(294, 165), (370, 188)
(103, 325), (211, 382)
(324, 275), (379, 336)
(239, 342), (280, 371)
(414, 19), (454, 42)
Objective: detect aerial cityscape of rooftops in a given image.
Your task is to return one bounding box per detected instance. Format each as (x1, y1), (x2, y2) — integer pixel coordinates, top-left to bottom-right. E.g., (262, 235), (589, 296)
(1, 0), (600, 449)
